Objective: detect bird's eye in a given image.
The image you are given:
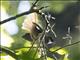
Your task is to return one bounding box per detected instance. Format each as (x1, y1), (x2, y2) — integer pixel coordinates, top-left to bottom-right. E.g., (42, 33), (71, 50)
(33, 23), (43, 33)
(35, 25), (42, 33)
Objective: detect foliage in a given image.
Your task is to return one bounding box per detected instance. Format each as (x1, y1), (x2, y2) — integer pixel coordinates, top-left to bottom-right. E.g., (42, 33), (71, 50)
(0, 0), (80, 60)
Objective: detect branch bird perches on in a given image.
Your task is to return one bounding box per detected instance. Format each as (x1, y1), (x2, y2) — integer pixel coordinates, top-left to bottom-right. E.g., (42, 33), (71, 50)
(0, 0), (47, 25)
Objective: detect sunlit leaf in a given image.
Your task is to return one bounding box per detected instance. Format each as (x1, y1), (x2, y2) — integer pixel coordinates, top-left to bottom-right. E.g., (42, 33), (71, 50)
(1, 27), (14, 47)
(50, 46), (68, 55)
(16, 47), (39, 60)
(1, 55), (15, 60)
(47, 57), (54, 60)
(0, 52), (6, 56)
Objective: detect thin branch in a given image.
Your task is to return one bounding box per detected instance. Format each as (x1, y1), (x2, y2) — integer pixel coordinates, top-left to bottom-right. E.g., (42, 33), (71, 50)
(0, 46), (20, 60)
(0, 11), (31, 25)
(39, 6), (48, 10)
(0, 0), (40, 25)
(31, 0), (39, 8)
(19, 41), (80, 52)
(53, 41), (80, 52)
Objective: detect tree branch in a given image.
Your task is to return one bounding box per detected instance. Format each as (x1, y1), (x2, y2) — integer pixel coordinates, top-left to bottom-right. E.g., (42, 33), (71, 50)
(0, 11), (32, 25)
(0, 46), (20, 60)
(53, 41), (80, 52)
(0, 0), (40, 25)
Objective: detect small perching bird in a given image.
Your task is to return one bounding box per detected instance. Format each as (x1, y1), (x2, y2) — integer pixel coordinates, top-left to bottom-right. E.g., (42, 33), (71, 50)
(22, 12), (43, 40)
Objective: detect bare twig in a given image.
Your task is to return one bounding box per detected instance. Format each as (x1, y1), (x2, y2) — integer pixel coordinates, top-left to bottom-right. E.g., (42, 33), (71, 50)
(53, 41), (80, 52)
(0, 11), (31, 25)
(0, 0), (40, 25)
(31, 0), (39, 8)
(0, 46), (20, 60)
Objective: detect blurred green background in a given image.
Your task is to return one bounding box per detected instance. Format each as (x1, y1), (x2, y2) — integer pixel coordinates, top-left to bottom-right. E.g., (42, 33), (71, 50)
(0, 0), (80, 60)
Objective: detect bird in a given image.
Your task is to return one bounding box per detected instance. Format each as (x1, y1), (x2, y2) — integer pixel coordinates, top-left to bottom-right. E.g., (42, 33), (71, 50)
(22, 12), (43, 41)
